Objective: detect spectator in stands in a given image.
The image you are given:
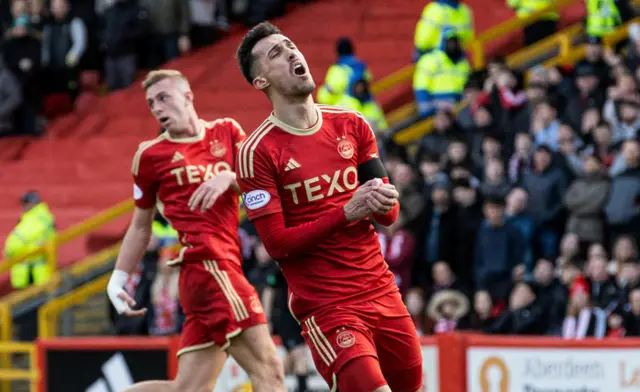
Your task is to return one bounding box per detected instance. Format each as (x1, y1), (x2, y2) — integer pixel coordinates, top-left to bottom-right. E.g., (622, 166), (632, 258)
(615, 259), (639, 311)
(508, 132), (534, 183)
(605, 139), (640, 244)
(557, 232), (582, 268)
(505, 187), (535, 274)
(556, 123), (585, 176)
(623, 286), (640, 336)
(318, 38), (371, 105)
(3, 0), (29, 35)
(414, 180), (459, 286)
(451, 178), (483, 288)
(418, 151), (448, 198)
(578, 36), (611, 86)
(427, 289), (470, 334)
(352, 79), (388, 133)
(413, 0), (474, 61)
(563, 63), (605, 134)
(414, 29), (470, 118)
(188, 0), (219, 48)
(480, 157), (511, 199)
(139, 0), (191, 68)
(419, 108), (463, 159)
(586, 254), (620, 311)
(603, 97), (640, 145)
(444, 136), (473, 173)
(580, 105), (601, 138)
(0, 54), (22, 136)
(475, 195), (525, 301)
(486, 282), (545, 334)
(409, 261), (467, 333)
(612, 236), (639, 269)
(562, 275), (607, 339)
(149, 246), (180, 335)
(563, 154), (610, 245)
(625, 23), (640, 71)
(393, 161), (425, 230)
(523, 144), (568, 259)
(96, 0), (145, 91)
(41, 0), (87, 102)
(531, 98), (561, 150)
(27, 0), (47, 32)
(377, 212), (416, 295)
(315, 60), (362, 110)
(581, 121), (617, 169)
(477, 66), (527, 147)
(471, 290), (501, 330)
(456, 73), (484, 132)
(586, 0), (623, 40)
(473, 132), (503, 176)
(533, 258), (568, 335)
(4, 191), (55, 290)
(507, 0), (557, 45)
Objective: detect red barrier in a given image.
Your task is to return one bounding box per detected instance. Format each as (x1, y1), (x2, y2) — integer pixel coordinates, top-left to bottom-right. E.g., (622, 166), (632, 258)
(36, 333), (640, 391)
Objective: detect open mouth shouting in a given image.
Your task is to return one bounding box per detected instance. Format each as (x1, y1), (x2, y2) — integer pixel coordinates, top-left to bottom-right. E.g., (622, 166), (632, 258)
(292, 61), (307, 77)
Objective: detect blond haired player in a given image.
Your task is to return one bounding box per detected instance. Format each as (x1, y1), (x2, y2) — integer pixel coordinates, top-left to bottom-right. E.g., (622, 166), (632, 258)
(106, 70), (285, 392)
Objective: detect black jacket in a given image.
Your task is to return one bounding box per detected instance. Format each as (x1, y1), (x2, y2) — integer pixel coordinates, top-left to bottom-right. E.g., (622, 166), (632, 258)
(413, 204), (459, 289)
(535, 279), (568, 335)
(485, 302), (546, 335)
(101, 0), (144, 56)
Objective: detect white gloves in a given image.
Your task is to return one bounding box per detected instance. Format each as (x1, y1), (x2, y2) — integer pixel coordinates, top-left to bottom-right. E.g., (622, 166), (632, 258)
(107, 269), (130, 314)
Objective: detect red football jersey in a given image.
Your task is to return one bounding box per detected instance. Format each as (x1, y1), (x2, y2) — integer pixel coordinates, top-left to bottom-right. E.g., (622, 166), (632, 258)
(236, 104), (397, 319)
(132, 118), (245, 266)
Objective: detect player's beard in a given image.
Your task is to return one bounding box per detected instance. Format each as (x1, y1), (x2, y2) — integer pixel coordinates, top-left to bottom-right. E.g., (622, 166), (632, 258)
(287, 79), (316, 98)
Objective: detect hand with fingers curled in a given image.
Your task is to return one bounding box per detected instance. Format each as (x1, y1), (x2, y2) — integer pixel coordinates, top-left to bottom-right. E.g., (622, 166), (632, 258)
(107, 270), (147, 317)
(188, 171), (237, 213)
(343, 178), (399, 222)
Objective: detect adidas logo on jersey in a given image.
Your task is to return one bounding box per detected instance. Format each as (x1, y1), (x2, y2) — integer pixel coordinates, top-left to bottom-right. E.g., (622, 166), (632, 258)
(172, 151), (184, 163)
(284, 158), (301, 172)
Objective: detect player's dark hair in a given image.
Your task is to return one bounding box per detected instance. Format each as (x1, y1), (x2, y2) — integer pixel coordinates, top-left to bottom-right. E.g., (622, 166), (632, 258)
(236, 22), (282, 84)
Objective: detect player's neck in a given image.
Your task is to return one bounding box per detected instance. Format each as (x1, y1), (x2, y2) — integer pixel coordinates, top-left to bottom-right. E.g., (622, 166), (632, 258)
(272, 95), (317, 130)
(167, 115), (201, 139)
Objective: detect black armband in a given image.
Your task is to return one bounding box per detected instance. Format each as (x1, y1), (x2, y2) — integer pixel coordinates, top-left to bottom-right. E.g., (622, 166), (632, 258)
(358, 158), (388, 184)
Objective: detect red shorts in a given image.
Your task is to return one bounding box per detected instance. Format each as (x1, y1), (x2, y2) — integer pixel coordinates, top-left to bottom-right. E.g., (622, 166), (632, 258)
(176, 260), (267, 357)
(298, 291), (422, 391)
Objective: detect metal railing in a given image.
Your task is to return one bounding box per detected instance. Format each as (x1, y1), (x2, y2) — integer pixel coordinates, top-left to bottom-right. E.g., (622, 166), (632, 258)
(0, 200), (132, 282)
(38, 274), (111, 339)
(391, 18), (639, 145)
(0, 244), (119, 392)
(370, 0), (581, 98)
(0, 342), (36, 392)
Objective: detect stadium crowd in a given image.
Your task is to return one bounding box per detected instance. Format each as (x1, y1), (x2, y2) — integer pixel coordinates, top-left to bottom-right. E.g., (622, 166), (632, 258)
(104, 1), (640, 343)
(4, 0), (640, 346)
(0, 0), (297, 137)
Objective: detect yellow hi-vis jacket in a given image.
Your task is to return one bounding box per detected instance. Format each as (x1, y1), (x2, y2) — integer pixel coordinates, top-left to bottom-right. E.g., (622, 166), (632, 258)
(413, 49), (471, 117)
(414, 0), (474, 59)
(4, 203), (55, 289)
(586, 0), (621, 37)
(507, 0), (559, 21)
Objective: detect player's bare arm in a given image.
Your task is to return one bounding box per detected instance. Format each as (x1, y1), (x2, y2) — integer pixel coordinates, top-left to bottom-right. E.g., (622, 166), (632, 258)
(188, 170), (238, 212)
(107, 206), (155, 317)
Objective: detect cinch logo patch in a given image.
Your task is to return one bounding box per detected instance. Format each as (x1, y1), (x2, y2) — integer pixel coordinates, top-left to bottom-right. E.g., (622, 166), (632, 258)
(242, 190), (270, 210)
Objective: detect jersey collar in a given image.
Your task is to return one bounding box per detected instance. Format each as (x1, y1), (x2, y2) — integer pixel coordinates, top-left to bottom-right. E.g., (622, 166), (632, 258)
(269, 105), (323, 136)
(165, 119), (206, 143)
